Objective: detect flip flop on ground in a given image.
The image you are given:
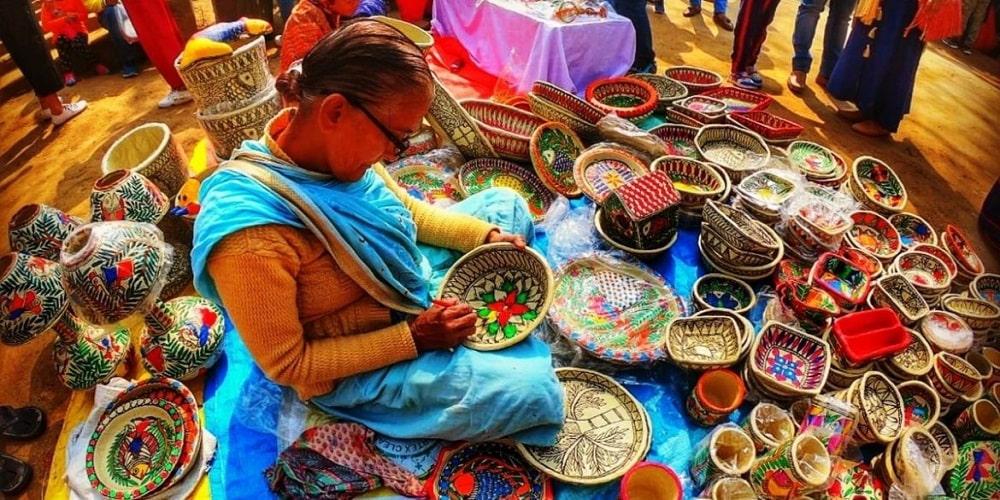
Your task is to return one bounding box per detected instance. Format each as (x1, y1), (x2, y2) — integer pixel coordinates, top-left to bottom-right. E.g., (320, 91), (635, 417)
(0, 406), (45, 440)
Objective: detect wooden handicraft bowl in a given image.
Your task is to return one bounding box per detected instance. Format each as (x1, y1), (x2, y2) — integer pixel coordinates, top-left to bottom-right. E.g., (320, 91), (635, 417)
(870, 274), (930, 326)
(438, 243), (553, 351)
(459, 98), (547, 162)
(585, 76), (659, 122)
(749, 322), (831, 397)
(692, 273), (756, 315)
(665, 316), (742, 370)
(970, 273), (1000, 305)
(458, 158), (555, 221)
(941, 294), (1000, 331)
(896, 380), (941, 428)
(529, 122), (585, 198)
(786, 140), (837, 178)
(517, 367), (652, 485)
(549, 256), (686, 364)
(889, 212), (937, 249)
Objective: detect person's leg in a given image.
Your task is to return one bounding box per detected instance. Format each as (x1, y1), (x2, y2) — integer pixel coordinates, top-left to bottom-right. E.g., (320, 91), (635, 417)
(278, 0), (296, 20)
(712, 0), (733, 29)
(962, 0), (991, 49)
(310, 337), (565, 445)
(121, 0), (186, 90)
(615, 0), (657, 72)
(817, 0), (856, 81)
(686, 0), (703, 16)
(54, 35), (77, 85)
(98, 7), (142, 76)
(791, 0), (827, 77)
(653, 0), (665, 14)
(745, 0), (781, 74)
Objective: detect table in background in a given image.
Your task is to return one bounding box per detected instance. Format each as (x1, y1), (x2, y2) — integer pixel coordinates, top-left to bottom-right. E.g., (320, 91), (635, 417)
(432, 0), (636, 95)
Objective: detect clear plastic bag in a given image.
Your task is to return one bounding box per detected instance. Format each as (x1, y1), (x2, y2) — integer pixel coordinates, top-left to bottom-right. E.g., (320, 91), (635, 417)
(595, 114), (668, 160)
(236, 365), (309, 450)
(543, 200), (598, 268)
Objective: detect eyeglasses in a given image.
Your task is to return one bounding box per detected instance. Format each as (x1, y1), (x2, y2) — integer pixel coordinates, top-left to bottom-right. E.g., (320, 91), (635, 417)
(343, 96), (410, 157)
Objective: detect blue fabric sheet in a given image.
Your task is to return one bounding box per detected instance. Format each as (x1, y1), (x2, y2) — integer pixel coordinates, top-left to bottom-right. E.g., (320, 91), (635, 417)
(204, 197), (770, 500)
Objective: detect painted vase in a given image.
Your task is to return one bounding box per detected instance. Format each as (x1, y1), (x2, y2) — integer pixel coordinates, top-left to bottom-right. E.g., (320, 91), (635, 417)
(600, 170), (681, 250)
(686, 369), (746, 426)
(749, 434), (832, 499)
(139, 296), (226, 380)
(52, 313), (131, 390)
(101, 123), (189, 198)
(90, 169), (171, 225)
(8, 204), (84, 261)
(60, 222), (169, 325)
(0, 252), (68, 346)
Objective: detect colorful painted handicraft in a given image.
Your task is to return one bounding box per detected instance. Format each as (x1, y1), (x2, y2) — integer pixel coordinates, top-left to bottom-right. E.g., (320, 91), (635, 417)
(517, 368), (651, 485)
(391, 165), (465, 208)
(530, 122), (584, 198)
(600, 171), (681, 250)
(140, 297), (227, 381)
(548, 257), (685, 364)
(458, 159), (555, 221)
(438, 244), (553, 351)
(427, 441), (552, 500)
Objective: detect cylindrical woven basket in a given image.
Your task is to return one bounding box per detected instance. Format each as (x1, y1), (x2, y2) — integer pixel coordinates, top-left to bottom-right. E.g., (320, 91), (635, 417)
(175, 36), (271, 110)
(531, 80), (606, 124)
(585, 77), (658, 122)
(695, 125), (770, 182)
(196, 87), (282, 160)
(663, 66), (724, 94)
(460, 99), (546, 162)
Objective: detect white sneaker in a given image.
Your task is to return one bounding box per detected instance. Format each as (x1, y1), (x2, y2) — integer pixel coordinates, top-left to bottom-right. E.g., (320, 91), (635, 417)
(50, 100), (88, 126)
(158, 89), (193, 108)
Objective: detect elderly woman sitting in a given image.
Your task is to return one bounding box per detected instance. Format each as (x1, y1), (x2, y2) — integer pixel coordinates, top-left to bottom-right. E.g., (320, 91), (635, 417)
(191, 20), (564, 446)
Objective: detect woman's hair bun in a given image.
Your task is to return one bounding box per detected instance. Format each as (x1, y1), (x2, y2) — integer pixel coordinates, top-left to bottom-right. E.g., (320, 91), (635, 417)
(275, 66), (303, 100)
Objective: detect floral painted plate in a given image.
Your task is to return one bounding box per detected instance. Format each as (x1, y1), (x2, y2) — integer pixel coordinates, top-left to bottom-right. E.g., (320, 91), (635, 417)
(87, 397), (186, 500)
(572, 149), (649, 205)
(458, 158), (555, 221)
(530, 122), (585, 198)
(888, 212), (937, 249)
(391, 165), (465, 208)
(548, 257), (686, 364)
(517, 368), (652, 485)
(427, 441), (552, 499)
(438, 243), (553, 351)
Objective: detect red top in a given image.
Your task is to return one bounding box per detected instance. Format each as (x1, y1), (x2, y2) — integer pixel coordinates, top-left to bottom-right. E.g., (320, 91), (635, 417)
(40, 0), (90, 39)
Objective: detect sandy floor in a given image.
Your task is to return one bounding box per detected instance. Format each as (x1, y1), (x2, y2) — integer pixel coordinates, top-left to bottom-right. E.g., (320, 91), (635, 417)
(0, 3), (998, 497)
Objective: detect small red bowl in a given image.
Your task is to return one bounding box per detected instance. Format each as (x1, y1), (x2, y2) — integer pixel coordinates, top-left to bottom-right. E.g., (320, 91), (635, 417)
(620, 462), (683, 500)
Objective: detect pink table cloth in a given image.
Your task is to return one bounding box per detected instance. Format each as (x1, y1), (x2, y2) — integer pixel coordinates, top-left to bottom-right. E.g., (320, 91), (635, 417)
(432, 0), (637, 95)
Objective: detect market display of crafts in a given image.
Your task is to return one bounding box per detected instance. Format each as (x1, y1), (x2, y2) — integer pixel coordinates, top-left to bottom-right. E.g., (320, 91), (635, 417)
(2, 24), (999, 498)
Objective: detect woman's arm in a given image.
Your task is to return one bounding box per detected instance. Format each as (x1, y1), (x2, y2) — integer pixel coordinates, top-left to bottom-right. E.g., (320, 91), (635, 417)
(207, 226), (418, 395)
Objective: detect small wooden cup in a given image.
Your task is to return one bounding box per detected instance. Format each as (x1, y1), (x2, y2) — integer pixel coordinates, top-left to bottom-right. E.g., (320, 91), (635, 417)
(620, 462), (683, 500)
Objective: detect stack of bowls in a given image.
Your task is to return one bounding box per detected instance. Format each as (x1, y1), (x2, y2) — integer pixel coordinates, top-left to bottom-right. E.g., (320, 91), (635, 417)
(651, 156), (729, 226)
(888, 250), (953, 307)
(846, 156), (908, 216)
(743, 322), (831, 404)
(699, 200), (784, 281)
(940, 294), (1000, 351)
(830, 371), (905, 445)
(783, 199), (852, 261)
(734, 170), (799, 224)
(939, 225), (986, 291)
(786, 140), (844, 185)
(876, 329), (935, 382)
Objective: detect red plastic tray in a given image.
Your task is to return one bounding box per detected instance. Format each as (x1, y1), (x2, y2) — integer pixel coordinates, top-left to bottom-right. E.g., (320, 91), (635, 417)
(727, 111), (804, 141)
(831, 308), (909, 366)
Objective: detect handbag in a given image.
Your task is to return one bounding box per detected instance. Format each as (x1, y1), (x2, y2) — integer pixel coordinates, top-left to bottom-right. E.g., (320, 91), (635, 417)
(112, 3), (139, 44)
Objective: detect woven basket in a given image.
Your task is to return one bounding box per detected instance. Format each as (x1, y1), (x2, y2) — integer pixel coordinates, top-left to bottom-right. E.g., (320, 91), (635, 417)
(530, 122), (585, 198)
(460, 99), (546, 162)
(850, 156), (908, 215)
(630, 73), (689, 113)
(195, 87), (282, 160)
(695, 125), (770, 182)
(673, 96), (728, 124)
(663, 66), (724, 94)
(528, 93), (600, 141)
(531, 81), (606, 123)
(585, 77), (658, 122)
(572, 148), (649, 204)
(701, 86), (773, 113)
(650, 155), (725, 206)
(727, 111), (803, 141)
(426, 73), (497, 160)
(664, 107), (706, 128)
(458, 158), (555, 221)
(176, 36), (271, 110)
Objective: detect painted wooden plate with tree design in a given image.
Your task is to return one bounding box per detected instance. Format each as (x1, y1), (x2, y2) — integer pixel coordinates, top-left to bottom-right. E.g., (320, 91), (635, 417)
(516, 368), (652, 485)
(426, 441), (552, 499)
(530, 122), (585, 198)
(86, 397), (186, 500)
(548, 257), (686, 364)
(438, 243), (553, 351)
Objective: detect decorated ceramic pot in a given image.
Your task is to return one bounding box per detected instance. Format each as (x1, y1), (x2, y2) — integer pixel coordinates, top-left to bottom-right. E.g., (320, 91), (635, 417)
(101, 123), (189, 198)
(196, 87), (282, 160)
(90, 169), (171, 225)
(8, 204), (84, 260)
(175, 36), (271, 110)
(140, 297), (226, 380)
(599, 171), (681, 251)
(620, 462), (682, 500)
(951, 399), (1000, 441)
(749, 434), (832, 499)
(52, 313), (131, 390)
(948, 440), (1000, 498)
(689, 425), (755, 488)
(687, 369), (746, 426)
(60, 222), (169, 325)
(0, 252), (68, 345)
(741, 402), (795, 453)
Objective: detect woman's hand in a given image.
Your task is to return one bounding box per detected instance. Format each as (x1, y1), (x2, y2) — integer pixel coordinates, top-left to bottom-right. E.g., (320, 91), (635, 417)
(485, 229), (526, 249)
(408, 298), (477, 352)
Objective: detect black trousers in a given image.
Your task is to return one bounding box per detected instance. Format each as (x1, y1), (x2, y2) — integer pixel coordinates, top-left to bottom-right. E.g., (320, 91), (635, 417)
(0, 0), (63, 96)
(56, 33), (99, 73)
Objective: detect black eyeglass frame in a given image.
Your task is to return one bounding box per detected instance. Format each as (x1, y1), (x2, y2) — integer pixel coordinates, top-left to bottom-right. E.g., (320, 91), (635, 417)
(342, 95), (411, 157)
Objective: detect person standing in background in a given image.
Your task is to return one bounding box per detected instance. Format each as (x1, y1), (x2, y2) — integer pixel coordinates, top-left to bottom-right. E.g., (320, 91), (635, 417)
(787, 0), (858, 93)
(612, 0), (658, 73)
(729, 0), (782, 89)
(943, 0), (991, 53)
(83, 0), (145, 78)
(684, 0), (734, 31)
(0, 0), (87, 125)
(40, 0), (109, 86)
(109, 0), (194, 108)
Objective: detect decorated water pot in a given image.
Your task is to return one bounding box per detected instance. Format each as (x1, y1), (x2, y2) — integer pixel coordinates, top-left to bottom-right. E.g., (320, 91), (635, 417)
(90, 170), (171, 225)
(8, 204), (84, 260)
(0, 252), (68, 345)
(139, 296), (226, 380)
(52, 312), (131, 390)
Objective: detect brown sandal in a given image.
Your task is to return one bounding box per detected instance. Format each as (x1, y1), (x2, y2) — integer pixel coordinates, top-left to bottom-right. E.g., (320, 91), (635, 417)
(683, 6), (702, 16)
(713, 13), (734, 31)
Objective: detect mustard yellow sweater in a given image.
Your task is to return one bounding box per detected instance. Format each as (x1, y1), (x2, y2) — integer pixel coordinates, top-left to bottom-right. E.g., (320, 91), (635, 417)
(207, 112), (496, 400)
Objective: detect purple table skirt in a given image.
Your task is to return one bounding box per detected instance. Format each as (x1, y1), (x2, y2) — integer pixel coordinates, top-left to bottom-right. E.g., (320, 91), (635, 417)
(432, 0), (637, 95)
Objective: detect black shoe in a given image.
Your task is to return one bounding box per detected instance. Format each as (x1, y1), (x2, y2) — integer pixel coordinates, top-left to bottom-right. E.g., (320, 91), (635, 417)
(0, 406), (45, 440)
(0, 454), (31, 496)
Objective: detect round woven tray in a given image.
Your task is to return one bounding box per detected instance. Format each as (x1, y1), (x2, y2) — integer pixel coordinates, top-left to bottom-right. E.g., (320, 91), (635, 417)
(585, 77), (658, 122)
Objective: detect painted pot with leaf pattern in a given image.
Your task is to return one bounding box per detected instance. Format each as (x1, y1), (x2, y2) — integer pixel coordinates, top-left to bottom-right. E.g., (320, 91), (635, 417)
(52, 312), (131, 390)
(139, 296), (226, 380)
(0, 252), (68, 346)
(8, 204), (84, 261)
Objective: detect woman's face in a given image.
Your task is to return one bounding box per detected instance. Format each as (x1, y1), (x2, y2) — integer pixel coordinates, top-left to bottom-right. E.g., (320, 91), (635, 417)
(324, 87), (432, 182)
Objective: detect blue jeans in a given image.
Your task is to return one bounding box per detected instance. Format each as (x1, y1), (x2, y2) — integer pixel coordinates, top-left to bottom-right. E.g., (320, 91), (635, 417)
(791, 0), (857, 77)
(98, 7), (143, 69)
(608, 0), (655, 69)
(690, 0), (727, 13)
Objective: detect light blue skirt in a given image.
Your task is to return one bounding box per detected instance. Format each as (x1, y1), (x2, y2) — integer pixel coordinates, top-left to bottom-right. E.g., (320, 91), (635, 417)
(310, 188), (566, 447)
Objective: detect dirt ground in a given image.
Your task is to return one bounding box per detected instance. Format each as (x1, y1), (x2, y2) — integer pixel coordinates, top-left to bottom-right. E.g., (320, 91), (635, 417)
(0, 2), (999, 497)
